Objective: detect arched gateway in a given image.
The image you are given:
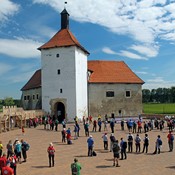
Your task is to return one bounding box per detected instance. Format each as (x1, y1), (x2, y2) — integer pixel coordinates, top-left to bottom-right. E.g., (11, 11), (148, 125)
(55, 102), (65, 123)
(50, 98), (67, 123)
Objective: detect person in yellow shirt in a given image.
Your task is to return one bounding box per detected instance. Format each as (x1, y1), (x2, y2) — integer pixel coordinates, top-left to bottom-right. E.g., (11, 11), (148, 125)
(0, 141), (3, 157)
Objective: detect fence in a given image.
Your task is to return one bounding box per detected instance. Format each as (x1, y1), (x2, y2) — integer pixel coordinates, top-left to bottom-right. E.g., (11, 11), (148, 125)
(0, 106), (45, 133)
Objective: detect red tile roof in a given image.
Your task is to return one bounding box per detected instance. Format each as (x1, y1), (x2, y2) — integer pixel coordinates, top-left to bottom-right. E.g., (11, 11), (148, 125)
(21, 70), (41, 91)
(38, 29), (89, 54)
(21, 61), (144, 91)
(88, 60), (144, 84)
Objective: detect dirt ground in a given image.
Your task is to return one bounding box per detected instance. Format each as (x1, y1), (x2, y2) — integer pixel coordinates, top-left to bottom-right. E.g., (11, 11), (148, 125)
(1, 122), (175, 175)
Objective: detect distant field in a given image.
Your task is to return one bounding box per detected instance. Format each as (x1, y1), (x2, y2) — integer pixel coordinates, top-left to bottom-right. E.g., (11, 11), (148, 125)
(143, 103), (175, 114)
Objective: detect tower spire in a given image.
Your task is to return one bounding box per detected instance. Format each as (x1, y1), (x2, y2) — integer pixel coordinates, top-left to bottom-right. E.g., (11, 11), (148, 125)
(61, 2), (69, 29)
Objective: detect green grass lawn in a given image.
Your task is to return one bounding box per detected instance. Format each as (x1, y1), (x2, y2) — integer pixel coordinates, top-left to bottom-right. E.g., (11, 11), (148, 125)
(143, 103), (175, 114)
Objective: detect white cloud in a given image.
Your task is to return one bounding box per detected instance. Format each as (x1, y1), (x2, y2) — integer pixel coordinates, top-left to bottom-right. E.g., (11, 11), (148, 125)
(135, 71), (148, 75)
(147, 77), (165, 83)
(130, 44), (159, 57)
(0, 0), (19, 22)
(102, 47), (117, 55)
(0, 63), (13, 76)
(118, 50), (147, 60)
(33, 0), (175, 59)
(0, 38), (42, 58)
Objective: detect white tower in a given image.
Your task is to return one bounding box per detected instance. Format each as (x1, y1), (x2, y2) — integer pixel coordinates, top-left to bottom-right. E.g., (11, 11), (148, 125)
(38, 8), (89, 122)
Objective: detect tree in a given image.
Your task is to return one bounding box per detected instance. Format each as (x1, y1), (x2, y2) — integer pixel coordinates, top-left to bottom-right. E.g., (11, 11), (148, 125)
(4, 97), (15, 106)
(142, 89), (151, 103)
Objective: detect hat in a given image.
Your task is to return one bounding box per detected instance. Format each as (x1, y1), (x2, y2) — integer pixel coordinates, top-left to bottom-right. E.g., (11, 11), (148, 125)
(90, 135), (92, 138)
(49, 142), (53, 146)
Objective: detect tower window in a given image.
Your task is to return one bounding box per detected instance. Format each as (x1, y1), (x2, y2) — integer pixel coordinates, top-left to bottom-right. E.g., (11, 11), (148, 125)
(27, 95), (30, 100)
(60, 89), (62, 93)
(126, 90), (131, 98)
(57, 69), (60, 74)
(24, 96), (27, 101)
(56, 54), (59, 57)
(36, 94), (39, 99)
(33, 95), (35, 100)
(106, 91), (114, 97)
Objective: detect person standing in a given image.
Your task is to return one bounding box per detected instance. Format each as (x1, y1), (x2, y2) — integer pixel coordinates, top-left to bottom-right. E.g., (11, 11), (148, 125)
(0, 141), (3, 157)
(121, 120), (124, 130)
(135, 134), (141, 153)
(0, 153), (7, 174)
(47, 143), (55, 167)
(120, 138), (127, 160)
(112, 140), (120, 167)
(110, 118), (115, 133)
(6, 140), (13, 159)
(61, 128), (66, 143)
(153, 135), (162, 154)
(127, 132), (134, 153)
(110, 133), (116, 152)
(87, 135), (94, 156)
(92, 120), (97, 132)
(15, 141), (22, 163)
(98, 119), (102, 132)
(167, 131), (174, 152)
(102, 133), (108, 150)
(142, 134), (149, 153)
(84, 122), (89, 137)
(9, 153), (17, 175)
(1, 161), (14, 175)
(71, 158), (81, 175)
(21, 139), (30, 162)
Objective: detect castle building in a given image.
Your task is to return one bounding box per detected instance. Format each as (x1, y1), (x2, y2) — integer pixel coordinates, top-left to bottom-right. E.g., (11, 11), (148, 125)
(21, 8), (144, 122)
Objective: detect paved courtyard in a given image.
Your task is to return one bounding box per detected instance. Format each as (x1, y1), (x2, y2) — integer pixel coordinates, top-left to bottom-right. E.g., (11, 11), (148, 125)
(1, 122), (175, 175)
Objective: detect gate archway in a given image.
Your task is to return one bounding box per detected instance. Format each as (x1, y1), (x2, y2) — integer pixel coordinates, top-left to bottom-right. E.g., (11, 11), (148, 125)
(55, 102), (65, 123)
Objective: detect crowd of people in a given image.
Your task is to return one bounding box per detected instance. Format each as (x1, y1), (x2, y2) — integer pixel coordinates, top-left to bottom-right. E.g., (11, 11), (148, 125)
(0, 114), (175, 174)
(0, 138), (30, 175)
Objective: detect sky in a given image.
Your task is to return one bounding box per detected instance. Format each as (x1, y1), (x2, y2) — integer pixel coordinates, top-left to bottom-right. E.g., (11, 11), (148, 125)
(0, 0), (175, 99)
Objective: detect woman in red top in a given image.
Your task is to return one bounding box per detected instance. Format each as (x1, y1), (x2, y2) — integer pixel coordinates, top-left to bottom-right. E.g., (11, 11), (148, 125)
(47, 143), (55, 167)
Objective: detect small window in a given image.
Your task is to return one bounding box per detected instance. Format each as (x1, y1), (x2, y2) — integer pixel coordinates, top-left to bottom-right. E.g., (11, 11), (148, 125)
(57, 69), (60, 74)
(126, 90), (131, 98)
(33, 95), (35, 100)
(60, 89), (62, 93)
(27, 95), (30, 100)
(36, 94), (39, 100)
(24, 96), (27, 100)
(106, 91), (114, 97)
(56, 54), (59, 57)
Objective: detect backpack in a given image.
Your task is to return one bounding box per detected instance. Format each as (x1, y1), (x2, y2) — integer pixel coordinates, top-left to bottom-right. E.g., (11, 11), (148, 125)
(25, 143), (30, 151)
(122, 141), (127, 149)
(144, 138), (149, 145)
(128, 135), (133, 142)
(170, 135), (174, 141)
(113, 143), (120, 152)
(135, 136), (140, 144)
(158, 139), (162, 146)
(72, 163), (78, 175)
(93, 151), (97, 156)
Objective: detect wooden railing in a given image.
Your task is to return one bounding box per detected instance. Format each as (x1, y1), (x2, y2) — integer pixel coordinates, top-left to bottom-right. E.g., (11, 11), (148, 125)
(0, 106), (45, 133)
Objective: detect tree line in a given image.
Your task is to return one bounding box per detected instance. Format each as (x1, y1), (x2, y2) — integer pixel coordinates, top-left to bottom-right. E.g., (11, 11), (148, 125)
(142, 87), (175, 103)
